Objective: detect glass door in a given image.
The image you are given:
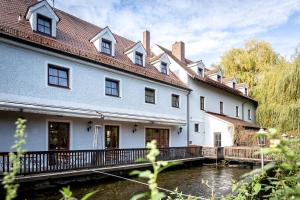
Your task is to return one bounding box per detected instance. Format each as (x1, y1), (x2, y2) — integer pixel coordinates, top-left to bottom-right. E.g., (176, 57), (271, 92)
(48, 122), (70, 150)
(145, 128), (169, 148)
(105, 125), (119, 149)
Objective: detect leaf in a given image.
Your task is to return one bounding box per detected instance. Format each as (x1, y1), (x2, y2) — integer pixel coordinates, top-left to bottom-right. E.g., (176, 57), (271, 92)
(81, 190), (98, 200)
(253, 183), (261, 195)
(130, 192), (148, 200)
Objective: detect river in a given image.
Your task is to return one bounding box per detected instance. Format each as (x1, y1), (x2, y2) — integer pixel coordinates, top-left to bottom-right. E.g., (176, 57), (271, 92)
(20, 165), (251, 200)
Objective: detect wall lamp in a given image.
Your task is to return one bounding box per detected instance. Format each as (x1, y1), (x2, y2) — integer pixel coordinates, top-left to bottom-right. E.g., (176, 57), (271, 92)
(178, 126), (183, 135)
(87, 121), (93, 132)
(132, 124), (138, 133)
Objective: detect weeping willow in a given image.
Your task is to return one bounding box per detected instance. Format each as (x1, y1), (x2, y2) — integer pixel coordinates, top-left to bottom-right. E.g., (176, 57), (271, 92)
(256, 55), (300, 133)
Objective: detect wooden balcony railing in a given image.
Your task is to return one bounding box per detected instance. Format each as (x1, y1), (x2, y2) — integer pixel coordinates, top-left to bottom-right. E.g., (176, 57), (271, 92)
(0, 146), (203, 176)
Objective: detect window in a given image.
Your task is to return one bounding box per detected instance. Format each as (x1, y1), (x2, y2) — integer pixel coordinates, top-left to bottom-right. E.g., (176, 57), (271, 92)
(172, 94), (180, 108)
(194, 123), (199, 132)
(233, 82), (236, 89)
(220, 101), (224, 114)
(248, 109), (251, 120)
(217, 75), (222, 82)
(135, 52), (143, 66)
(214, 132), (221, 147)
(105, 78), (119, 97)
(48, 122), (70, 151)
(101, 39), (112, 55)
(198, 67), (203, 76)
(236, 106), (239, 117)
(37, 14), (51, 36)
(200, 96), (205, 110)
(48, 65), (69, 88)
(245, 88), (248, 95)
(145, 88), (155, 104)
(161, 62), (168, 74)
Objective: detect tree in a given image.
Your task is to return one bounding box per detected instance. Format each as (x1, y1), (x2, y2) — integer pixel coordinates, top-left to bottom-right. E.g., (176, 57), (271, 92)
(220, 39), (279, 93)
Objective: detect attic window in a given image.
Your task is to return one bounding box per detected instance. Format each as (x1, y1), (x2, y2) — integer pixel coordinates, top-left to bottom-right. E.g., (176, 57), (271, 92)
(217, 75), (222, 82)
(161, 62), (168, 74)
(101, 39), (112, 55)
(245, 88), (248, 95)
(37, 14), (51, 36)
(233, 82), (236, 89)
(198, 67), (203, 76)
(135, 52), (143, 66)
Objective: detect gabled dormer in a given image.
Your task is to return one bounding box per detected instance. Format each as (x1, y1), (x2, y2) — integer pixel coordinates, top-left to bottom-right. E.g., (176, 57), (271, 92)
(90, 27), (117, 57)
(206, 67), (223, 82)
(150, 53), (171, 75)
(188, 60), (205, 77)
(124, 41), (147, 67)
(236, 83), (249, 96)
(223, 76), (237, 89)
(26, 0), (59, 37)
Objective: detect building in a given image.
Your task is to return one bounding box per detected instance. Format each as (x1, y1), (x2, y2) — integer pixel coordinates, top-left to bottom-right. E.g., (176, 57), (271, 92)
(0, 0), (190, 152)
(0, 0), (258, 153)
(152, 43), (259, 147)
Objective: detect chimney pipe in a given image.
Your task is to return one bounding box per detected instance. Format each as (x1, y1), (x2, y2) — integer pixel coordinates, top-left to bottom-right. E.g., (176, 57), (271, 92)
(172, 41), (185, 61)
(143, 30), (150, 55)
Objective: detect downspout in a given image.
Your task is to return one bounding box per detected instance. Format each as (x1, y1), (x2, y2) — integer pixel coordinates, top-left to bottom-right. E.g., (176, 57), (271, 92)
(187, 90), (191, 146)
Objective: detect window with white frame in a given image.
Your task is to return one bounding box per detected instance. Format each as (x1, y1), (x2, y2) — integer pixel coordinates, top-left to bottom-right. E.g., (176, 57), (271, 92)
(105, 78), (119, 97)
(161, 62), (168, 74)
(135, 52), (143, 66)
(145, 88), (155, 104)
(37, 14), (52, 36)
(172, 94), (180, 108)
(101, 39), (112, 55)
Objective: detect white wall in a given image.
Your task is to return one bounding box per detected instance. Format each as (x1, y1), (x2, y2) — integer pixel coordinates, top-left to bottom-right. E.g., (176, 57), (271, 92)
(0, 111), (187, 151)
(0, 40), (188, 123)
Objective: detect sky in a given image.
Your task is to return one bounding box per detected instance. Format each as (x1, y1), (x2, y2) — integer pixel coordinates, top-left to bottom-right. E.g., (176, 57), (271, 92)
(54, 0), (300, 66)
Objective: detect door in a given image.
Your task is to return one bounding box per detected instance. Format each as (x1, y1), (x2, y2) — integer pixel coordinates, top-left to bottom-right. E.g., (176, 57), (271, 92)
(145, 128), (169, 148)
(105, 125), (119, 149)
(48, 122), (70, 150)
(48, 122), (70, 165)
(214, 132), (221, 147)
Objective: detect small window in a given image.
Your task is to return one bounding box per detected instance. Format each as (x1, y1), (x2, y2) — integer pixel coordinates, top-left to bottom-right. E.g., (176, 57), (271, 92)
(101, 39), (112, 55)
(198, 68), (203, 76)
(200, 96), (205, 110)
(48, 65), (69, 88)
(214, 132), (221, 147)
(161, 62), (168, 74)
(194, 123), (199, 132)
(233, 82), (236, 89)
(105, 78), (119, 97)
(37, 14), (52, 36)
(236, 106), (239, 117)
(145, 88), (155, 104)
(248, 109), (251, 120)
(217, 75), (222, 82)
(172, 94), (180, 108)
(245, 88), (248, 95)
(135, 52), (143, 66)
(220, 101), (224, 114)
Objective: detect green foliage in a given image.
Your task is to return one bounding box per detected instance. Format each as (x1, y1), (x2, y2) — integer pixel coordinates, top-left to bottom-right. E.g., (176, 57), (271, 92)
(59, 186), (97, 200)
(224, 128), (300, 199)
(2, 118), (26, 200)
(130, 140), (178, 200)
(220, 40), (300, 133)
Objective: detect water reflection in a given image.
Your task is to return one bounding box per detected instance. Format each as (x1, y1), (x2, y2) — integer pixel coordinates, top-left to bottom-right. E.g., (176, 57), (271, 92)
(22, 165), (250, 200)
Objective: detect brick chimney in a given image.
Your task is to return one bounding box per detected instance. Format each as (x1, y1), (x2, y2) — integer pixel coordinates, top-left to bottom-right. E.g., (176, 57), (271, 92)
(142, 30), (150, 55)
(172, 41), (185, 61)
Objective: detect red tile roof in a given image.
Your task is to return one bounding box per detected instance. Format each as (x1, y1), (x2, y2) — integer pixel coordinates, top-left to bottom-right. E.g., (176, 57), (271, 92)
(157, 45), (257, 103)
(206, 112), (260, 129)
(0, 0), (190, 90)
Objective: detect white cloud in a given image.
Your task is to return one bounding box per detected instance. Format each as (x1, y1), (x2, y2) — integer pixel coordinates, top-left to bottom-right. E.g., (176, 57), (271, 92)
(54, 0), (300, 65)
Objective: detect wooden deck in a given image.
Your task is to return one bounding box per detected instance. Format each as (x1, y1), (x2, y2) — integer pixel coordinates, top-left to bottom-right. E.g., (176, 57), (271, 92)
(0, 146), (273, 182)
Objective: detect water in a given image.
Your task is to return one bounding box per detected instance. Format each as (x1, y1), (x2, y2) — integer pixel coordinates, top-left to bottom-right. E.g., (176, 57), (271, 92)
(20, 165), (250, 200)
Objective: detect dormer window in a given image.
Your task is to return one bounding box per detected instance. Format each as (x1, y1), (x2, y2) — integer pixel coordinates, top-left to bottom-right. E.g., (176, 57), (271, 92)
(101, 39), (112, 55)
(233, 82), (236, 89)
(135, 52), (143, 66)
(37, 14), (52, 36)
(217, 75), (222, 82)
(245, 88), (248, 95)
(161, 62), (168, 74)
(198, 67), (203, 76)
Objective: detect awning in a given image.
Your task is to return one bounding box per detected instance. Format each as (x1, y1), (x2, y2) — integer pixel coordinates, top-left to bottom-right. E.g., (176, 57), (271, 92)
(0, 101), (186, 126)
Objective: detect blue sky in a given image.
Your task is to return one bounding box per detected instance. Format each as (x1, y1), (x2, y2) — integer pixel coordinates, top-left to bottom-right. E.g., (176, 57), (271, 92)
(55, 0), (300, 66)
